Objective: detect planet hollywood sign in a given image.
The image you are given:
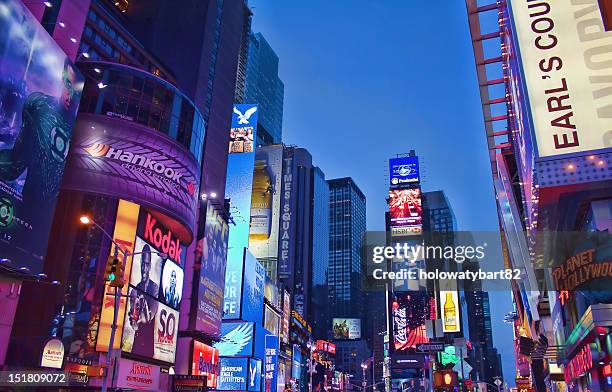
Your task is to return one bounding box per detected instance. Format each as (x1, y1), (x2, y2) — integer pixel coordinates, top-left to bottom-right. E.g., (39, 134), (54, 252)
(564, 345), (593, 383)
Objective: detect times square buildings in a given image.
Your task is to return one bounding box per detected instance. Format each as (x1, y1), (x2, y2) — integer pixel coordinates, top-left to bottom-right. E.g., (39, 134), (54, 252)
(466, 1), (612, 392)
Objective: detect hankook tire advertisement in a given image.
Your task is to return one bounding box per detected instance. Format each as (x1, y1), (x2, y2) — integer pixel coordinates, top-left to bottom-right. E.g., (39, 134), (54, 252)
(62, 113), (200, 234)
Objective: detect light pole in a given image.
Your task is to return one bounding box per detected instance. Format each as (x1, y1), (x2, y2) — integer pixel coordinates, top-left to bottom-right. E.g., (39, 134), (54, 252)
(307, 340), (315, 392)
(79, 214), (165, 392)
(361, 361), (368, 392)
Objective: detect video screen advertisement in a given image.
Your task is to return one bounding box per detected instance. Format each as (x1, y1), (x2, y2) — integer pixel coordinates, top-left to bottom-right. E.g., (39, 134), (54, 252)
(191, 340), (220, 388)
(213, 321), (255, 357)
(224, 247), (265, 323)
(0, 0), (84, 274)
(218, 357), (249, 391)
(249, 145), (283, 275)
(332, 318), (361, 340)
(389, 189), (422, 227)
(119, 209), (187, 363)
(224, 107), (257, 319)
(264, 334), (279, 392)
(195, 200), (229, 337)
(229, 104), (258, 154)
(392, 292), (431, 351)
(389, 156), (420, 187)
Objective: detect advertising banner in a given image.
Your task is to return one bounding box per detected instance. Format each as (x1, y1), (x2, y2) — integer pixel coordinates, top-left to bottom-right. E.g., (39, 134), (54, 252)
(192, 340), (220, 388)
(96, 200), (140, 352)
(0, 0), (83, 274)
(291, 345), (301, 381)
(242, 250), (265, 324)
(439, 290), (460, 333)
(509, 1), (612, 157)
(281, 290), (290, 344)
(230, 104), (258, 154)
(264, 334), (279, 392)
(62, 113), (200, 234)
(248, 358), (262, 392)
(224, 150), (256, 319)
(116, 358), (160, 391)
(389, 157), (420, 187)
(332, 318), (361, 340)
(40, 338), (64, 369)
(264, 305), (281, 336)
(214, 321), (255, 357)
(160, 259), (183, 309)
(218, 357), (249, 391)
(388, 189), (422, 228)
(249, 145), (283, 276)
(129, 236), (163, 297)
(392, 292), (430, 351)
(195, 200), (229, 336)
(278, 148), (297, 277)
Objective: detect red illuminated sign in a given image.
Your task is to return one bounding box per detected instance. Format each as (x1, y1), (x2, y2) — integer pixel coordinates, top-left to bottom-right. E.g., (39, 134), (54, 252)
(191, 341), (219, 387)
(563, 345), (593, 383)
(316, 340), (336, 354)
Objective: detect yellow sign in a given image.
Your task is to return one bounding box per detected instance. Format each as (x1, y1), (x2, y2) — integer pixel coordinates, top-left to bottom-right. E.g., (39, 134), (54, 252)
(95, 200), (140, 352)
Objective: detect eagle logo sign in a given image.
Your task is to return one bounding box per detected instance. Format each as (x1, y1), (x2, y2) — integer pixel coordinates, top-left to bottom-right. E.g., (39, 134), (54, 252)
(233, 106), (258, 125)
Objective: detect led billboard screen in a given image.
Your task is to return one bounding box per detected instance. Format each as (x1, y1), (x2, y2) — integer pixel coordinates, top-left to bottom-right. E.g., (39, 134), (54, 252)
(229, 104), (258, 153)
(389, 189), (422, 228)
(214, 321), (255, 357)
(129, 236), (163, 297)
(509, 1), (612, 157)
(392, 292), (430, 351)
(440, 291), (460, 333)
(248, 358), (262, 392)
(242, 250), (265, 324)
(389, 156), (419, 186)
(218, 357), (249, 391)
(332, 318), (361, 340)
(0, 0), (83, 274)
(160, 259), (183, 309)
(264, 334), (279, 392)
(195, 200), (229, 336)
(192, 341), (220, 388)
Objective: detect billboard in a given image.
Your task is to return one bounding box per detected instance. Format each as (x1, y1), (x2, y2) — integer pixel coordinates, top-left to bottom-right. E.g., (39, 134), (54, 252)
(281, 290), (290, 344)
(195, 200), (229, 336)
(214, 321), (255, 357)
(264, 334), (279, 392)
(389, 189), (422, 227)
(116, 358), (160, 391)
(509, 1), (612, 157)
(264, 305), (281, 336)
(96, 200), (140, 352)
(332, 318), (361, 340)
(248, 358), (262, 392)
(389, 157), (420, 186)
(249, 145), (283, 275)
(440, 291), (460, 333)
(291, 345), (302, 380)
(192, 340), (220, 388)
(218, 357), (249, 391)
(63, 114), (200, 234)
(0, 0), (83, 274)
(230, 104), (258, 153)
(160, 259), (183, 309)
(242, 250), (265, 324)
(392, 292), (430, 351)
(129, 236), (163, 297)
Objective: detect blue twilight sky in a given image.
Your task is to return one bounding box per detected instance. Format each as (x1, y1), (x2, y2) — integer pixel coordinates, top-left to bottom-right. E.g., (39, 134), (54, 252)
(250, 0), (515, 384)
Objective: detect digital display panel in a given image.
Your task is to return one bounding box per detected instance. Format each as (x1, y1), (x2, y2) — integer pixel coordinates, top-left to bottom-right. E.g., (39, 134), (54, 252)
(392, 292), (430, 351)
(241, 250), (265, 324)
(214, 321), (255, 357)
(160, 259), (183, 309)
(229, 104), (258, 154)
(389, 156), (419, 186)
(389, 189), (422, 228)
(0, 0), (83, 274)
(218, 357), (249, 391)
(192, 341), (220, 388)
(332, 318), (361, 340)
(439, 290), (461, 333)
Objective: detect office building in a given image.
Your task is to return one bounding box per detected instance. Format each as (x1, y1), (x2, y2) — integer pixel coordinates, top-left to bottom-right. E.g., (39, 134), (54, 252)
(327, 177), (367, 321)
(242, 32), (284, 145)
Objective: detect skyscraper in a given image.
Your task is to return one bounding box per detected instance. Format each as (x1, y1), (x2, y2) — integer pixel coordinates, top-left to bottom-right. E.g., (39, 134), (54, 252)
(242, 32), (284, 145)
(327, 177), (366, 321)
(422, 190), (456, 233)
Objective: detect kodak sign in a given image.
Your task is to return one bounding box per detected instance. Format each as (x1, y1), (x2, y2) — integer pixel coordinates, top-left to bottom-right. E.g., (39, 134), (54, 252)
(143, 213), (183, 262)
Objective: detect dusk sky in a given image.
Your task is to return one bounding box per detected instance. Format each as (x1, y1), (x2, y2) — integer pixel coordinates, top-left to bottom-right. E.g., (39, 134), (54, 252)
(251, 0), (516, 384)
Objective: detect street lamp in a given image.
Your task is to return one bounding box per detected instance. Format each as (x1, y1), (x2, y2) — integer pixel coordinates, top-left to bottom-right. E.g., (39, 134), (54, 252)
(361, 361), (368, 392)
(307, 340), (315, 392)
(79, 214), (165, 392)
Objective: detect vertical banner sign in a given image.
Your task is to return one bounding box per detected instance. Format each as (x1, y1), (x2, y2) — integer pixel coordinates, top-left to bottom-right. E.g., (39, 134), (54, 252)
(96, 200), (140, 352)
(278, 149), (296, 277)
(248, 358), (262, 392)
(264, 335), (279, 392)
(218, 357), (249, 391)
(440, 290), (460, 333)
(196, 200), (230, 336)
(192, 341), (220, 388)
(509, 1), (612, 157)
(0, 0), (83, 274)
(224, 105), (257, 319)
(281, 290), (291, 344)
